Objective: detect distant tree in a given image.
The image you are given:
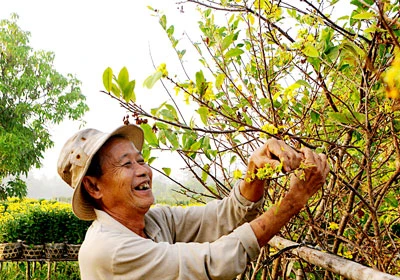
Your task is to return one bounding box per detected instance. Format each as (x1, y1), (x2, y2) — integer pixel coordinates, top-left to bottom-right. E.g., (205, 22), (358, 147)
(0, 14), (88, 199)
(103, 0), (400, 278)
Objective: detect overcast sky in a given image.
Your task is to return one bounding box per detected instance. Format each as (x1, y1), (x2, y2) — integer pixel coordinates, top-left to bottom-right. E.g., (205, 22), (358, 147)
(1, 0), (199, 193)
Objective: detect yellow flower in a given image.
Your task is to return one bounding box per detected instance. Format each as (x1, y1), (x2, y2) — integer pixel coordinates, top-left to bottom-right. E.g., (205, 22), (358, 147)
(329, 222), (339, 230)
(174, 86), (180, 96)
(260, 123), (278, 138)
(343, 250), (353, 259)
(384, 49), (400, 99)
(233, 169), (243, 179)
(204, 82), (216, 101)
(157, 63), (168, 78)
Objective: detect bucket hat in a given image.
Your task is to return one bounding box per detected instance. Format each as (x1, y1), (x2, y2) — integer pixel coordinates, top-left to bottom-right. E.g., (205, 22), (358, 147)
(57, 124), (144, 220)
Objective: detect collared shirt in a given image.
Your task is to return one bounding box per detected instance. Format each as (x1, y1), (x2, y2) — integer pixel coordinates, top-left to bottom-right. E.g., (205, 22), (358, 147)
(79, 183), (263, 280)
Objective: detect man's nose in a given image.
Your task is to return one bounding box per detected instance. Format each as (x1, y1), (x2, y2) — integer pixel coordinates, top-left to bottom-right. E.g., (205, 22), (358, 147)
(135, 163), (150, 177)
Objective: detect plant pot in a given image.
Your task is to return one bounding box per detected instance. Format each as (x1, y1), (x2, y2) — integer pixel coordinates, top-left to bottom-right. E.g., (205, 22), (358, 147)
(66, 244), (81, 259)
(44, 242), (65, 259)
(22, 243), (44, 259)
(0, 242), (22, 260)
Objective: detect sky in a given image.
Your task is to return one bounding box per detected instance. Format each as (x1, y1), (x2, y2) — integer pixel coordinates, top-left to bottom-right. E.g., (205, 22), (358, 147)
(0, 0), (200, 197)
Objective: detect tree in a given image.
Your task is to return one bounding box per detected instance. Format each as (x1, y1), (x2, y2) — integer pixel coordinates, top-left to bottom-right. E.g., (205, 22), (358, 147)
(103, 0), (400, 278)
(0, 14), (88, 199)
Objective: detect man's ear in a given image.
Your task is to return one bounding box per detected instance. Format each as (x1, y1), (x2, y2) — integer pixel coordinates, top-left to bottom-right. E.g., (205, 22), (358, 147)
(82, 176), (102, 199)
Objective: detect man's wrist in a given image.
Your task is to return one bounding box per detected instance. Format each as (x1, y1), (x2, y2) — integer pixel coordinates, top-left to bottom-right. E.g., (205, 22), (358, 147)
(239, 179), (265, 202)
(282, 191), (307, 212)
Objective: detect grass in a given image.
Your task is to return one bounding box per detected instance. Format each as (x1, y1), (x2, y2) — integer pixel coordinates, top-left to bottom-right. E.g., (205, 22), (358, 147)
(0, 261), (80, 279)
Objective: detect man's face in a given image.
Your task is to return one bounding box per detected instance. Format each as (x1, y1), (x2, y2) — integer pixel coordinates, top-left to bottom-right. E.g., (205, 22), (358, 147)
(95, 137), (154, 216)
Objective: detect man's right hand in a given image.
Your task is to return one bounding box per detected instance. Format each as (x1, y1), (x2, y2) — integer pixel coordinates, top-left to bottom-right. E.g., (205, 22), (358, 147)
(287, 147), (329, 208)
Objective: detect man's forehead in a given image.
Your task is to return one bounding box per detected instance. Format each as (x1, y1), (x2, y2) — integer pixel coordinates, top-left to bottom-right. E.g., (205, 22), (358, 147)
(100, 137), (140, 159)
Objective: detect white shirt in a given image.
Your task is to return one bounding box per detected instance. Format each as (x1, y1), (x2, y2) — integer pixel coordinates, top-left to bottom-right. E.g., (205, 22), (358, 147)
(79, 183), (263, 280)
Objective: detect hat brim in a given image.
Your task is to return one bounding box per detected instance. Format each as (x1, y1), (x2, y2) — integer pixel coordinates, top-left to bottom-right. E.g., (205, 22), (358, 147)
(72, 124), (144, 221)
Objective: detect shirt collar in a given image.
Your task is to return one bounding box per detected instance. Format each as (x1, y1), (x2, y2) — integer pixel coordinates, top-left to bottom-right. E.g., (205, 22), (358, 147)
(93, 209), (161, 240)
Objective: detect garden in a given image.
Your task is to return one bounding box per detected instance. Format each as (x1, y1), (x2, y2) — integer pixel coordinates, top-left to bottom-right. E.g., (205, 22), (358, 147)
(0, 198), (90, 279)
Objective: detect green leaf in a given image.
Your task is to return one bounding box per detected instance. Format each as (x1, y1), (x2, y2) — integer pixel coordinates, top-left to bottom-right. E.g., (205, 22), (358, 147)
(159, 15), (167, 30)
(147, 157), (156, 165)
(141, 144), (151, 162)
(221, 104), (234, 115)
(327, 112), (365, 125)
(230, 155), (237, 165)
(158, 130), (166, 145)
(190, 140), (202, 151)
(327, 112), (352, 124)
(196, 70), (205, 85)
(164, 131), (179, 150)
(167, 25), (174, 36)
(195, 70), (207, 97)
(384, 195), (398, 208)
(296, 79), (311, 88)
(122, 80), (136, 103)
(201, 164), (209, 182)
(162, 167), (171, 176)
(225, 47), (244, 58)
(182, 133), (196, 150)
(221, 34), (235, 51)
(154, 121), (169, 130)
(215, 73), (225, 89)
(102, 67), (113, 92)
(160, 108), (178, 122)
(151, 101), (167, 116)
(178, 49), (186, 59)
(117, 67), (129, 91)
(143, 71), (163, 89)
(201, 136), (210, 150)
(110, 83), (121, 98)
(352, 12), (375, 20)
(310, 111), (320, 123)
(165, 104), (179, 120)
(303, 44), (319, 58)
(141, 123), (159, 147)
(197, 107), (209, 125)
(341, 42), (360, 57)
(242, 111), (252, 125)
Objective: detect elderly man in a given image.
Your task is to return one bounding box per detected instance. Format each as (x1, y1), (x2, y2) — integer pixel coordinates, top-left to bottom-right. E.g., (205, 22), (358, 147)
(58, 124), (328, 279)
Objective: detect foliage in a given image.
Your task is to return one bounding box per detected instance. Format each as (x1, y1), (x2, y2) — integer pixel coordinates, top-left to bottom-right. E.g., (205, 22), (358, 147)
(0, 14), (89, 199)
(102, 0), (400, 277)
(0, 197), (91, 244)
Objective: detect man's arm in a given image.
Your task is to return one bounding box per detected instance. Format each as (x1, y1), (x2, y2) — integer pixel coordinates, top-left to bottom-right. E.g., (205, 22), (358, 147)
(248, 147), (329, 247)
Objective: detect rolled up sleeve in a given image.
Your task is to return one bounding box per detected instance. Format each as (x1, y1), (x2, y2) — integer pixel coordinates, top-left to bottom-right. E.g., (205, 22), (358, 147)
(153, 181), (263, 244)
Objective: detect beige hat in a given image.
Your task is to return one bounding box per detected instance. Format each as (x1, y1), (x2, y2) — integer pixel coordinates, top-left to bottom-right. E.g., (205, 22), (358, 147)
(57, 124), (144, 221)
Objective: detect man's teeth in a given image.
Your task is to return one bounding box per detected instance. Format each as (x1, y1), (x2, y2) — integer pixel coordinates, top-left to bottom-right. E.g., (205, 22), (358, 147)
(135, 184), (149, 190)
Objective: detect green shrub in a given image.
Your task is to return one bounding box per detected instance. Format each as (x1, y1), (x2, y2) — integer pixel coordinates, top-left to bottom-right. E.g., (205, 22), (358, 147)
(0, 198), (91, 245)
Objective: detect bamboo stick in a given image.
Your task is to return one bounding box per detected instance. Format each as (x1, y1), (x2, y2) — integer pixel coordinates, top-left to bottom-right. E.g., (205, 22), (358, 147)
(268, 236), (400, 280)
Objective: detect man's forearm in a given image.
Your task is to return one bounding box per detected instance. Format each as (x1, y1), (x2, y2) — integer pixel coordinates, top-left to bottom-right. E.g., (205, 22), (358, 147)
(239, 178), (265, 202)
(249, 192), (304, 247)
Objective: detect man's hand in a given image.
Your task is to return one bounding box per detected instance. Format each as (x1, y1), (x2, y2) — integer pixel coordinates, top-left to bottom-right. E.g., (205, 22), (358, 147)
(240, 139), (304, 202)
(287, 147), (329, 207)
(246, 138), (303, 178)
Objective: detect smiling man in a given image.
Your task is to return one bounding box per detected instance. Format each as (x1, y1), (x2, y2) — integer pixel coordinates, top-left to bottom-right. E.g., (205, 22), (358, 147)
(58, 124), (328, 280)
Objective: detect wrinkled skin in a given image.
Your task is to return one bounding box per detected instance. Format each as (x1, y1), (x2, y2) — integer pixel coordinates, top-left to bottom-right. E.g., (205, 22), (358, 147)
(82, 137), (153, 237)
(239, 139), (329, 246)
